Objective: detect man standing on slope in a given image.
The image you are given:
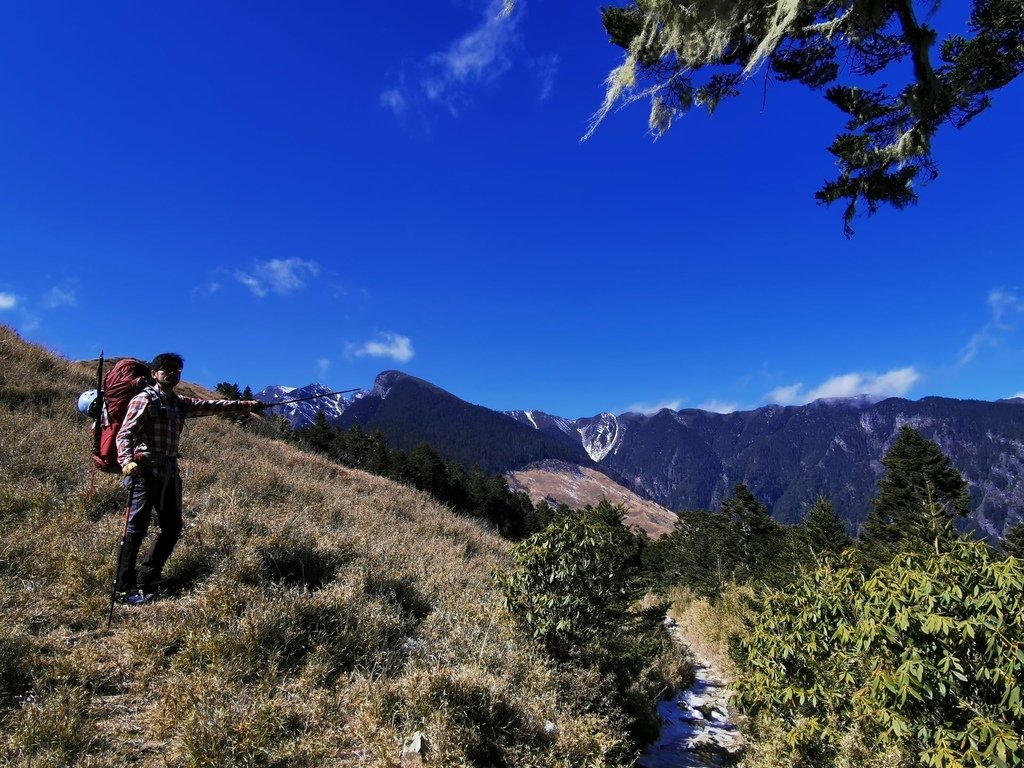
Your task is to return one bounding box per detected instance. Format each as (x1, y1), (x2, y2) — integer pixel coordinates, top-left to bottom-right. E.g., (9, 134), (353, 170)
(115, 352), (264, 604)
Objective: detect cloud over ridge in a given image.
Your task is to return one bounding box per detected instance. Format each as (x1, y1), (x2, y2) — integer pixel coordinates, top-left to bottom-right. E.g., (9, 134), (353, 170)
(764, 367), (920, 406)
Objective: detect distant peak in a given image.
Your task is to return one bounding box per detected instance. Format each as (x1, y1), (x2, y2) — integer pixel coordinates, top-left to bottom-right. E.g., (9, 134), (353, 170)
(807, 393), (883, 408)
(371, 370), (413, 399)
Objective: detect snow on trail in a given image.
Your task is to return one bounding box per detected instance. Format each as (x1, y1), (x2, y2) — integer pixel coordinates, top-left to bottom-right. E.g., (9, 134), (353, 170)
(636, 620), (744, 767)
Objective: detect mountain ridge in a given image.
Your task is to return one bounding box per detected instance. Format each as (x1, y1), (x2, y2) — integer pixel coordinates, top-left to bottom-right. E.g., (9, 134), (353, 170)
(260, 371), (1024, 539)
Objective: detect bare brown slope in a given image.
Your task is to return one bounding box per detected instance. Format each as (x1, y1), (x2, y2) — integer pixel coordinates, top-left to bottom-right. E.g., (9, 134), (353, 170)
(508, 462), (678, 538)
(0, 326), (634, 766)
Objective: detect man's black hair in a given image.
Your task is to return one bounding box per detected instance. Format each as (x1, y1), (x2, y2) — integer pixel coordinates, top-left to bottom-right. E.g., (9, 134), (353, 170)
(151, 353), (185, 371)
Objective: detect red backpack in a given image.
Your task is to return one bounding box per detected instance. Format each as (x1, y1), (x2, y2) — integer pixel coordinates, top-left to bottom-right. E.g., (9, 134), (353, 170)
(92, 358), (152, 472)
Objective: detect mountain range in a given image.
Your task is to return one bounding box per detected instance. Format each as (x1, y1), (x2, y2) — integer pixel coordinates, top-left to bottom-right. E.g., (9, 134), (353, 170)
(257, 372), (1024, 539)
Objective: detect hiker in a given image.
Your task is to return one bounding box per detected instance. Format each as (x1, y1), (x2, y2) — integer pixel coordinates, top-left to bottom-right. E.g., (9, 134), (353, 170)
(114, 352), (264, 604)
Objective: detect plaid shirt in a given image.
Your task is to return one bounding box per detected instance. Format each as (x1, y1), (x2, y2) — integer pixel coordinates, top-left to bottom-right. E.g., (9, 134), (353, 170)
(116, 386), (246, 467)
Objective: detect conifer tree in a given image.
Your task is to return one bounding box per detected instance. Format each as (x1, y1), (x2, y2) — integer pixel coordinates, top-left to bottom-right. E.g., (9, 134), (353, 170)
(802, 494), (853, 561)
(215, 382), (242, 399)
(405, 443), (450, 501)
(1002, 521), (1024, 558)
(859, 426), (970, 569)
(643, 510), (734, 597)
(721, 483), (786, 584)
(588, 0), (1024, 235)
(299, 411), (334, 453)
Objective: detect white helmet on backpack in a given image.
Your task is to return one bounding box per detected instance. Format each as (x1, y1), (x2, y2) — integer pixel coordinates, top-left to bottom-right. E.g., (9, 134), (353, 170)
(77, 389), (99, 417)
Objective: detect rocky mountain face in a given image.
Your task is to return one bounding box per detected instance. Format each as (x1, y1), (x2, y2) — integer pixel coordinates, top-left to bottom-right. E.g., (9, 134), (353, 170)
(255, 383), (361, 427)
(508, 397), (1024, 539)
(261, 371), (1024, 539)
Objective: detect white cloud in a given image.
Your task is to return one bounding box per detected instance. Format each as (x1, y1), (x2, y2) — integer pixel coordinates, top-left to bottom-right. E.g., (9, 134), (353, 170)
(381, 0), (527, 118)
(624, 398), (684, 415)
(42, 287), (76, 309)
(431, 1), (517, 82)
(807, 373), (867, 401)
(380, 88), (407, 116)
(234, 272), (267, 298)
(191, 281), (222, 300)
(764, 367), (920, 406)
(1013, 391), (1024, 400)
(260, 258), (320, 294)
(235, 258), (320, 298)
(0, 292), (16, 310)
(353, 332), (415, 363)
(317, 358), (331, 380)
(764, 383), (803, 406)
(531, 54), (559, 101)
(959, 288), (1024, 365)
(700, 399), (741, 414)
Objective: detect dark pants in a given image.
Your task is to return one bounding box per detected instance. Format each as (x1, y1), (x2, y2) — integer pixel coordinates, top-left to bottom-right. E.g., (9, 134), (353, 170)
(117, 461), (183, 591)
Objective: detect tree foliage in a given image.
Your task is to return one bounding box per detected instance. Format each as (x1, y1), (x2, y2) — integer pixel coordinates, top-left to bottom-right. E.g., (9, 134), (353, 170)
(723, 482), (791, 585)
(593, 0), (1024, 234)
(642, 483), (807, 596)
(643, 508), (736, 597)
(214, 382), (242, 400)
(735, 541), (1024, 768)
(496, 500), (691, 747)
(1003, 522), (1024, 558)
(497, 500), (649, 659)
(802, 494), (854, 560)
(859, 425), (970, 570)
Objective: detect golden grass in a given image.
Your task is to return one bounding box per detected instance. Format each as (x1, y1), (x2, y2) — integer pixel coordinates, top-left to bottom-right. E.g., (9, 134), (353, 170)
(0, 326), (640, 766)
(665, 583), (756, 684)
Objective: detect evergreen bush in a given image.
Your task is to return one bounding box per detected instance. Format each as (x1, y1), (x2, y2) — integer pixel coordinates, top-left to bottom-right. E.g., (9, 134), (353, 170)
(736, 541), (1024, 768)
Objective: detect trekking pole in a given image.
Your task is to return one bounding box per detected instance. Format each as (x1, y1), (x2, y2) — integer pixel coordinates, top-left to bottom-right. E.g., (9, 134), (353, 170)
(85, 352), (105, 503)
(92, 351), (105, 458)
(106, 476), (135, 630)
(259, 388), (362, 408)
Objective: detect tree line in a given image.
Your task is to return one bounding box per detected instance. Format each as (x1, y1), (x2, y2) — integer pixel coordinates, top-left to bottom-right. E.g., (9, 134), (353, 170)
(256, 408), (562, 539)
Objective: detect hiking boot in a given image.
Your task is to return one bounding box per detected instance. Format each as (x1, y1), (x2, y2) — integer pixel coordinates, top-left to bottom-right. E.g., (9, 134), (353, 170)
(117, 590), (157, 606)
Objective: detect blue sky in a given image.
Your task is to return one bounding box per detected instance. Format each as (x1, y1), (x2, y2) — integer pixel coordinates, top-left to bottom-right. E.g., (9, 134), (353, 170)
(1, 1), (1021, 418)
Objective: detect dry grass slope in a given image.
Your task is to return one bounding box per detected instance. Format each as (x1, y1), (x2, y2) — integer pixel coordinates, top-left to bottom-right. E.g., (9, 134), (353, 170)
(507, 464), (677, 538)
(0, 327), (636, 767)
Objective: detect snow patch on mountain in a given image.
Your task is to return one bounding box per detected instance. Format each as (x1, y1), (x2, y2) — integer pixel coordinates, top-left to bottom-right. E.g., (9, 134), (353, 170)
(578, 413), (620, 462)
(505, 410), (578, 439)
(506, 410), (533, 427)
(255, 382), (364, 428)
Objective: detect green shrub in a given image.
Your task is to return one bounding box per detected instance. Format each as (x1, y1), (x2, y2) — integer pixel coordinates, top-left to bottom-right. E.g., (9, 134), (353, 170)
(736, 542), (1024, 768)
(496, 501), (690, 748)
(496, 501), (645, 659)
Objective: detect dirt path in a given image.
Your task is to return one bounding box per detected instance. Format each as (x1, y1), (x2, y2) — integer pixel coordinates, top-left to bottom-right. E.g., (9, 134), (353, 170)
(636, 619), (744, 767)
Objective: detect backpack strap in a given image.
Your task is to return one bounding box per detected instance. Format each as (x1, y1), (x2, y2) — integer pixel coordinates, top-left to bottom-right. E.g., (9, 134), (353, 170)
(141, 386), (170, 419)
